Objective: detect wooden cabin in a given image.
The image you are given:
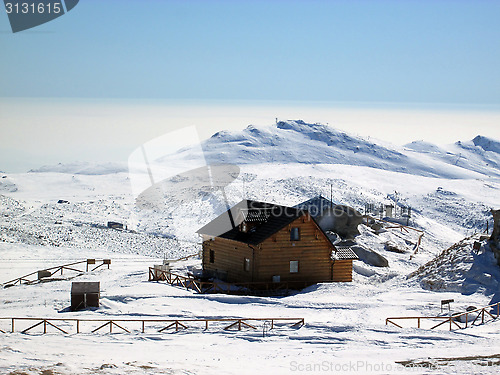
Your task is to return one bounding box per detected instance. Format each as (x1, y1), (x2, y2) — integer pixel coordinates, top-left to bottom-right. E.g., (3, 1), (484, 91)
(197, 200), (357, 285)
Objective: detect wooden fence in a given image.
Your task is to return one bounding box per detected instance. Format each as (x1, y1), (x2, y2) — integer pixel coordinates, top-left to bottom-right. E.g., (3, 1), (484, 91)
(0, 316), (304, 335)
(386, 302), (500, 331)
(368, 216), (425, 256)
(2, 259), (111, 288)
(149, 267), (315, 295)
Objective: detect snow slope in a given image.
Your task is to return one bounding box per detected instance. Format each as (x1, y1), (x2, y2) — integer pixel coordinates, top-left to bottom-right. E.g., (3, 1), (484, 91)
(1, 120), (500, 374)
(195, 120), (500, 179)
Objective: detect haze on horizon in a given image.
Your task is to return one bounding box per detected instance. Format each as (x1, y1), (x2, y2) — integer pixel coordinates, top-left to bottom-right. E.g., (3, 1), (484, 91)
(1, 1), (499, 172)
(1, 97), (499, 173)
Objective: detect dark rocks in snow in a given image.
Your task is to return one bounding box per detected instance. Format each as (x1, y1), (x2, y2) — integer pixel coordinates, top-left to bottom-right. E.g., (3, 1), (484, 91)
(490, 209), (500, 265)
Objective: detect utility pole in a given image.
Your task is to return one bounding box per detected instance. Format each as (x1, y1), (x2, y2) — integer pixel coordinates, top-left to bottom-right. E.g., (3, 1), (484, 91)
(330, 184), (333, 208)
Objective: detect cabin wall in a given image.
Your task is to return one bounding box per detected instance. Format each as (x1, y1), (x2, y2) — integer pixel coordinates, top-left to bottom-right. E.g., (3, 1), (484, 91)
(202, 237), (255, 283)
(255, 215), (334, 283)
(332, 260), (353, 282)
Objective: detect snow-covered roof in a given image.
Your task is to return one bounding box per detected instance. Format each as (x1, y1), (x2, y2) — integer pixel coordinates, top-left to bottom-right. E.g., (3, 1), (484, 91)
(331, 246), (358, 260)
(294, 196), (338, 218)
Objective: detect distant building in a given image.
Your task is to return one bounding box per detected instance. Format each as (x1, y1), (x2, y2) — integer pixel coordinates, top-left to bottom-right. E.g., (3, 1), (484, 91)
(107, 221), (124, 230)
(197, 200), (357, 285)
(295, 196), (363, 239)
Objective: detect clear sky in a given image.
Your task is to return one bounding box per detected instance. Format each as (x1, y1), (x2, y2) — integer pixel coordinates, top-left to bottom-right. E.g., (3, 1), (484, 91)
(1, 1), (500, 172)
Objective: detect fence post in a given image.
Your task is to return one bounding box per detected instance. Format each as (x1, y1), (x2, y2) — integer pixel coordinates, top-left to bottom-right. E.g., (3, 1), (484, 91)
(417, 318), (420, 329)
(11, 318), (14, 333)
(77, 320), (80, 333)
(142, 321), (145, 333)
(44, 320), (47, 334)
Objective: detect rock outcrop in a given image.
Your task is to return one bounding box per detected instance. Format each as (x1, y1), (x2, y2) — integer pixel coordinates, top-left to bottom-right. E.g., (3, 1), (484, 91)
(490, 209), (500, 265)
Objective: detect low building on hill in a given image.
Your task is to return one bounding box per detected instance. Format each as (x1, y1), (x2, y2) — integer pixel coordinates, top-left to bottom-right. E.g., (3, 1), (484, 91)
(294, 195), (363, 239)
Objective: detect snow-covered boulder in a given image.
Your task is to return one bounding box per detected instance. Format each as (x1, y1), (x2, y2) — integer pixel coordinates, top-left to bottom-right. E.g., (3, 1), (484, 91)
(350, 244), (389, 267)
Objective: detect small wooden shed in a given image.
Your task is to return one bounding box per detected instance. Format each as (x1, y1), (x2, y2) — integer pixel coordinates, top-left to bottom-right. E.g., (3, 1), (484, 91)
(197, 200), (357, 285)
(71, 282), (100, 311)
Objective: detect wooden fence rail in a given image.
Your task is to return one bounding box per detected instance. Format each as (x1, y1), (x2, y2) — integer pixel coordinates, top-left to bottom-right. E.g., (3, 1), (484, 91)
(2, 259), (111, 288)
(0, 316), (304, 335)
(149, 267), (317, 295)
(386, 302), (500, 331)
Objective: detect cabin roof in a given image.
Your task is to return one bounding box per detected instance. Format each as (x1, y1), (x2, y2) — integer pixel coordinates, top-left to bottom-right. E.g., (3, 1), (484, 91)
(294, 195), (337, 218)
(71, 282), (100, 294)
(197, 199), (325, 246)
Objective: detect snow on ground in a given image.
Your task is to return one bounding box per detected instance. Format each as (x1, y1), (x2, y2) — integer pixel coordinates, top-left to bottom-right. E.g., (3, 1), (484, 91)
(1, 241), (499, 375)
(1, 120), (500, 374)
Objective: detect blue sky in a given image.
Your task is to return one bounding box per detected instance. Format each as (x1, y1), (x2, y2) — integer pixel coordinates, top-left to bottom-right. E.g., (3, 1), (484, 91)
(1, 1), (500, 172)
(1, 0), (500, 104)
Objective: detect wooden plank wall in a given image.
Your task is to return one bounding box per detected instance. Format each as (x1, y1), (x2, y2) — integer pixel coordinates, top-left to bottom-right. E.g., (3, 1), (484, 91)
(332, 260), (353, 282)
(202, 237), (254, 283)
(256, 215), (334, 283)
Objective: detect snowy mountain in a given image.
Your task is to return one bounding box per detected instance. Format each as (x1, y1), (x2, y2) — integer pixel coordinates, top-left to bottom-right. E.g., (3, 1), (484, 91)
(1, 120), (500, 375)
(195, 120), (500, 179)
(28, 161), (129, 175)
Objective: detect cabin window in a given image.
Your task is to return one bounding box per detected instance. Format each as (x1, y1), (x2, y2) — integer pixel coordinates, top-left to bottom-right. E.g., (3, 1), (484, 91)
(290, 227), (300, 241)
(209, 250), (215, 263)
(290, 260), (299, 273)
(244, 258), (251, 272)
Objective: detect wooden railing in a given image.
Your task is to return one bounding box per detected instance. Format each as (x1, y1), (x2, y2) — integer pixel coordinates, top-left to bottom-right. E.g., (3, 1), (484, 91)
(386, 302), (500, 331)
(2, 259), (111, 288)
(0, 316), (304, 335)
(168, 252), (201, 262)
(149, 267), (316, 295)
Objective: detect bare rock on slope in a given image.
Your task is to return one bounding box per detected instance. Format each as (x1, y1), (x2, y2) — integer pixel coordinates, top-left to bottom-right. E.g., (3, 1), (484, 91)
(490, 209), (500, 265)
